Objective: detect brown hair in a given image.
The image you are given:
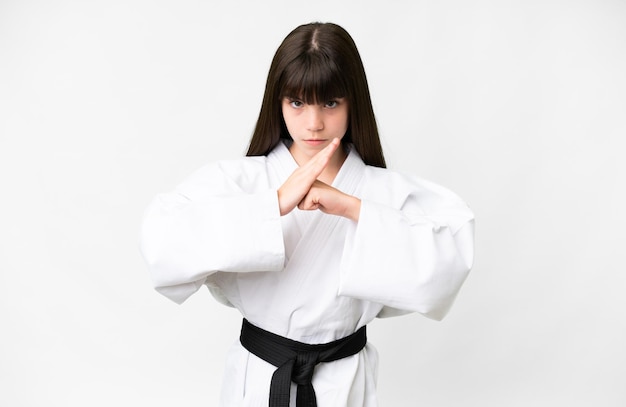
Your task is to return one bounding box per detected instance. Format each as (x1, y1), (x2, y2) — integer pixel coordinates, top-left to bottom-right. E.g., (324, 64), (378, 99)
(246, 22), (386, 168)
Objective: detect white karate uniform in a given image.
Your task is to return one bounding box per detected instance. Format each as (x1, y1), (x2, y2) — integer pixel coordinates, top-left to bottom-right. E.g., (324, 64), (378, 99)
(140, 141), (474, 406)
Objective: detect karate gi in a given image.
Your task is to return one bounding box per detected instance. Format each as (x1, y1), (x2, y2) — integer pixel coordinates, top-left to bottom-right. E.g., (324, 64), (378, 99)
(140, 141), (474, 406)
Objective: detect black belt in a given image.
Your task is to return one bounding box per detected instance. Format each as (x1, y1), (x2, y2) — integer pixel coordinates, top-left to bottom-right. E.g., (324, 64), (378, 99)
(239, 318), (367, 407)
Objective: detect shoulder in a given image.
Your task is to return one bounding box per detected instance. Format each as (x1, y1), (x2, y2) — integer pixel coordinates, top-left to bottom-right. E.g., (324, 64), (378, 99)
(361, 165), (472, 219)
(174, 155), (270, 198)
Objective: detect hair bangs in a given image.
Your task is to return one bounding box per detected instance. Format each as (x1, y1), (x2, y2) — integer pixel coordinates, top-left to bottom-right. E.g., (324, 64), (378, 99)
(279, 53), (347, 104)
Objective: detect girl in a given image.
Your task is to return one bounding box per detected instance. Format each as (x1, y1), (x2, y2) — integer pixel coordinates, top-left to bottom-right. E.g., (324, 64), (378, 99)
(140, 22), (474, 407)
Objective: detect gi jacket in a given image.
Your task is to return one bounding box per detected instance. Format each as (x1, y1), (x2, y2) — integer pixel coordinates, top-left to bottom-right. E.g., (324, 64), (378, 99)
(140, 141), (474, 406)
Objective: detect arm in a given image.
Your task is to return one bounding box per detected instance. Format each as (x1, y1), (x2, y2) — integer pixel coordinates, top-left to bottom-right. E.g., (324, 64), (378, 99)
(140, 139), (343, 304)
(139, 161), (285, 304)
(337, 173), (475, 320)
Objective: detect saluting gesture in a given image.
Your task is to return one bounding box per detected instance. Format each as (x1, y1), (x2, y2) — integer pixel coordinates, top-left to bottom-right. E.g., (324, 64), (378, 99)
(278, 138), (361, 221)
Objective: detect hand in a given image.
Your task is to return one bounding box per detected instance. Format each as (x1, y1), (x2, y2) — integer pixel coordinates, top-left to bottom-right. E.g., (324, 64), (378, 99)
(277, 138), (340, 216)
(298, 180), (361, 221)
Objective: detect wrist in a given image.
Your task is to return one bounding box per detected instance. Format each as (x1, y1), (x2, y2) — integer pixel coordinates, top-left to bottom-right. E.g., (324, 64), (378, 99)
(344, 196), (361, 222)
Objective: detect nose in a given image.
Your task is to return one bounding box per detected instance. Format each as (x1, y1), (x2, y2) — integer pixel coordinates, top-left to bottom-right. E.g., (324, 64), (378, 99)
(306, 106), (324, 132)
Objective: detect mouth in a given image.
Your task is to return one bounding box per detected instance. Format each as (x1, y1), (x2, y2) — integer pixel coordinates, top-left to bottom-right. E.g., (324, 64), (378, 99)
(303, 139), (327, 146)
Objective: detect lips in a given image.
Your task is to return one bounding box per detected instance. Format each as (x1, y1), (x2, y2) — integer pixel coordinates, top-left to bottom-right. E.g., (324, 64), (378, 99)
(304, 139), (327, 146)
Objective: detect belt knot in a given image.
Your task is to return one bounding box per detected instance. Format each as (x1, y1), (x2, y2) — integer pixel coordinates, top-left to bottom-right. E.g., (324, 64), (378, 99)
(292, 350), (320, 385)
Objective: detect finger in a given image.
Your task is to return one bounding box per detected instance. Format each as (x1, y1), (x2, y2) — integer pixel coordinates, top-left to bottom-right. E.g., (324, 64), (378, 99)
(304, 138), (340, 177)
(316, 138), (340, 163)
(298, 201), (320, 211)
(297, 190), (321, 211)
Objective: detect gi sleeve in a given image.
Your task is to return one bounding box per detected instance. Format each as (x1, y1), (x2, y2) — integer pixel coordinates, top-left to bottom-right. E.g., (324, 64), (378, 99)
(139, 161), (285, 304)
(338, 174), (474, 321)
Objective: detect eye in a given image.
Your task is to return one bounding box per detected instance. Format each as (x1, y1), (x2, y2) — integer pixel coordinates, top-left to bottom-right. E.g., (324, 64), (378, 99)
(287, 98), (304, 108)
(324, 100), (339, 108)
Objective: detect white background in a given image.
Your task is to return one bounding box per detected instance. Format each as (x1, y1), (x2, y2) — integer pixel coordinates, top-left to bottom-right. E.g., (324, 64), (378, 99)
(1, 0), (625, 405)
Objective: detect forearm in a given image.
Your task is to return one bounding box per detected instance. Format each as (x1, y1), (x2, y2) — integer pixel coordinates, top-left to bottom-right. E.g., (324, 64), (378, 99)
(340, 195), (361, 222)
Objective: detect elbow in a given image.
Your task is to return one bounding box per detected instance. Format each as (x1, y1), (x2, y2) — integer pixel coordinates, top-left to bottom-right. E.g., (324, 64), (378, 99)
(154, 282), (204, 304)
(413, 253), (473, 321)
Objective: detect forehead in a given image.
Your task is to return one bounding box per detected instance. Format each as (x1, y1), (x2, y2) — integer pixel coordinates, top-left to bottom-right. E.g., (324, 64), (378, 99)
(279, 55), (347, 104)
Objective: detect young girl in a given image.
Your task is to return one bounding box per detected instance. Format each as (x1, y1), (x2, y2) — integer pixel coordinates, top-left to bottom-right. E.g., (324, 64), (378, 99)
(140, 22), (474, 407)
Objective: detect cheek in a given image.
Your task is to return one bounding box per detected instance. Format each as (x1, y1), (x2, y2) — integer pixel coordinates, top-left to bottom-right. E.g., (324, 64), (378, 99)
(281, 111), (302, 136)
(282, 111), (295, 130)
(338, 111), (349, 131)
(339, 106), (349, 128)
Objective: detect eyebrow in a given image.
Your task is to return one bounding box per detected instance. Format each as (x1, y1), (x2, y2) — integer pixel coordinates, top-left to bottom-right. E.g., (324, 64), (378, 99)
(283, 96), (344, 102)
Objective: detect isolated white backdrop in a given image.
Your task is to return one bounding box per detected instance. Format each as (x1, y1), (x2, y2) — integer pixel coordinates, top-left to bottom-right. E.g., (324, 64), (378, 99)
(1, 0), (625, 406)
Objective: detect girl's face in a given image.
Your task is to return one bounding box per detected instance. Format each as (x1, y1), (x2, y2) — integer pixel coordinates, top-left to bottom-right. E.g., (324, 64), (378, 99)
(282, 96), (349, 164)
